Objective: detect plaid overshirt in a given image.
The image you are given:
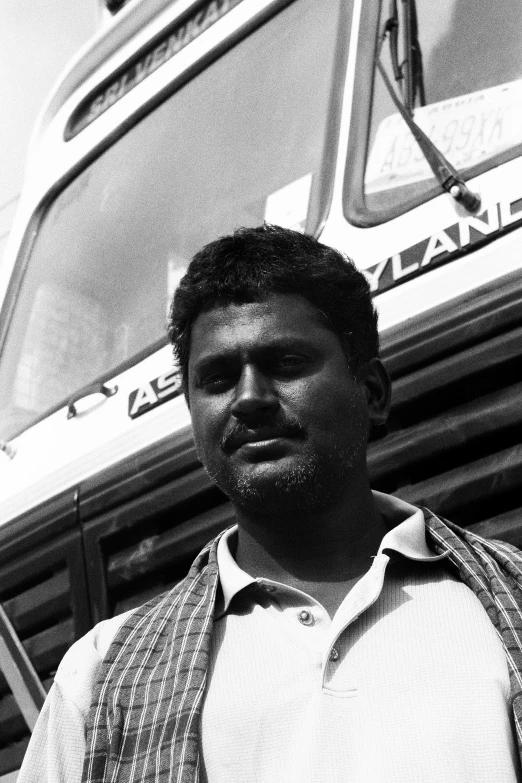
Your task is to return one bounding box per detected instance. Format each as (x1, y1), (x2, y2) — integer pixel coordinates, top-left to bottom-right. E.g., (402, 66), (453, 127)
(82, 509), (522, 783)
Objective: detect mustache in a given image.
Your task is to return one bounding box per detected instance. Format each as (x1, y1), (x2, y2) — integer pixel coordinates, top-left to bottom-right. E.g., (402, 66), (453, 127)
(221, 415), (306, 453)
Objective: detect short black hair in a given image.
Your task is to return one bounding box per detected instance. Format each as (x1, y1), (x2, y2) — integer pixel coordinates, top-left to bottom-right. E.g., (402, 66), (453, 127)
(168, 224), (379, 389)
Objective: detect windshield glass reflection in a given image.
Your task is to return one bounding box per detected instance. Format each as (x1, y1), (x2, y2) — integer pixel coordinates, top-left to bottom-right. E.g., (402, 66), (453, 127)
(0, 0), (342, 442)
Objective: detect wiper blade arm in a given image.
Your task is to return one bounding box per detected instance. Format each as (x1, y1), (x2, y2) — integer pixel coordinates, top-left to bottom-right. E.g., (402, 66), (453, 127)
(382, 0), (425, 113)
(384, 1), (402, 87)
(377, 13), (481, 214)
(402, 0), (426, 112)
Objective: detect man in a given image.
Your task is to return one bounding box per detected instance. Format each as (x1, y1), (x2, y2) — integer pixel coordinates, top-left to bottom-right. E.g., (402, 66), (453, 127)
(19, 225), (522, 782)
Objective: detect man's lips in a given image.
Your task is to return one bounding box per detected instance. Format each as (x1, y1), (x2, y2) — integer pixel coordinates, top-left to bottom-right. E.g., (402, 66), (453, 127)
(222, 423), (305, 453)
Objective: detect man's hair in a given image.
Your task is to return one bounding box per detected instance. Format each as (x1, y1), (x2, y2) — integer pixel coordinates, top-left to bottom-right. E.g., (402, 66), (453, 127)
(168, 224), (379, 388)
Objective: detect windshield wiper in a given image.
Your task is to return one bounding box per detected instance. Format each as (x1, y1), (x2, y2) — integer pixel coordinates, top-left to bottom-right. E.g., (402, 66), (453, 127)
(403, 0), (426, 112)
(384, 0), (425, 113)
(377, 0), (481, 214)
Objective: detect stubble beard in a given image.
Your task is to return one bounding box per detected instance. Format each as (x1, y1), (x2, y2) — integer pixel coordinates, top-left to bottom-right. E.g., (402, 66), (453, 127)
(200, 440), (364, 516)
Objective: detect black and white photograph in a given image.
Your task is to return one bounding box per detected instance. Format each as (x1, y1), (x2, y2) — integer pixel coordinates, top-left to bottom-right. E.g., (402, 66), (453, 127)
(1, 1), (522, 781)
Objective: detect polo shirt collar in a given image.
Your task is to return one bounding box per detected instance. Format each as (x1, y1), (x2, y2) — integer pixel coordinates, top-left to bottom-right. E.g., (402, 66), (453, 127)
(216, 491), (449, 616)
(374, 490), (449, 562)
(216, 526), (255, 616)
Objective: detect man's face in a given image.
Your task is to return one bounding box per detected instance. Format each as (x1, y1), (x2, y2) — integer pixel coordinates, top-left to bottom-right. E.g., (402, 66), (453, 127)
(187, 293), (385, 513)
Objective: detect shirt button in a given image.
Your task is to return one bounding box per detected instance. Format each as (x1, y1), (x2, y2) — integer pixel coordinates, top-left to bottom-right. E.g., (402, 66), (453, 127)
(329, 647), (340, 662)
(298, 609), (313, 625)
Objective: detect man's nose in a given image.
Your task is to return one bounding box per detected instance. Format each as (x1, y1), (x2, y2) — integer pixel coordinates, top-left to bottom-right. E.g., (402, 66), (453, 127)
(230, 365), (279, 419)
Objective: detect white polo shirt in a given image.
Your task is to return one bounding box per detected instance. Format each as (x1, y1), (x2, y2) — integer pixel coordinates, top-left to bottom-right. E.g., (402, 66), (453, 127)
(17, 492), (520, 783)
(200, 493), (520, 782)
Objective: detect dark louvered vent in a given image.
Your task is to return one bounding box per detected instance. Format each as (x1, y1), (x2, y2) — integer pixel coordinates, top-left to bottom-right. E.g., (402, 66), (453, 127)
(81, 427), (234, 623)
(0, 526), (90, 778)
(371, 269), (522, 545)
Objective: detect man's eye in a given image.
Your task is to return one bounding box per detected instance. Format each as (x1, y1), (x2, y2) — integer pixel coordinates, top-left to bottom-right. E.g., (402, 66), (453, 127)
(275, 356), (306, 373)
(199, 373), (233, 391)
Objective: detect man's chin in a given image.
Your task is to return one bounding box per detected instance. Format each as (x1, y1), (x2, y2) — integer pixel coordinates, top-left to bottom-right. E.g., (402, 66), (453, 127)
(212, 456), (324, 512)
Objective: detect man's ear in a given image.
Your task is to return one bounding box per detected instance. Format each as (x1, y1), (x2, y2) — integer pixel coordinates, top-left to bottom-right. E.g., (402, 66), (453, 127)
(362, 358), (391, 428)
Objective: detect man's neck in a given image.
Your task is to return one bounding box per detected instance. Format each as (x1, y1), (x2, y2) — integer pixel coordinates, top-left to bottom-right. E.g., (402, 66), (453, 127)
(233, 483), (388, 616)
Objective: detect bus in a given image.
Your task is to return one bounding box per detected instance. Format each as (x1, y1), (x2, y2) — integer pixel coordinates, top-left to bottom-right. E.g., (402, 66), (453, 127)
(1, 0), (522, 776)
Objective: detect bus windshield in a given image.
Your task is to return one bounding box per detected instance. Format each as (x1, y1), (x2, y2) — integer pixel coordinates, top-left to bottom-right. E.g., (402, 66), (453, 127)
(353, 0), (522, 222)
(0, 0), (342, 442)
